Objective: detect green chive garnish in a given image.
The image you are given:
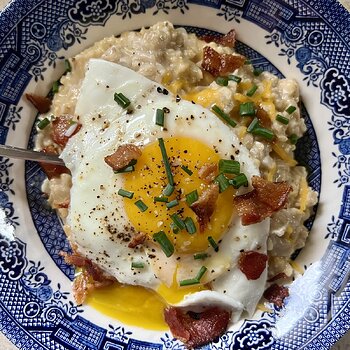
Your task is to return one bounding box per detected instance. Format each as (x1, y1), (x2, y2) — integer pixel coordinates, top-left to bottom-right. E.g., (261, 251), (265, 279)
(170, 222), (180, 234)
(181, 165), (193, 176)
(194, 253), (208, 260)
(153, 231), (174, 257)
(286, 105), (296, 114)
(135, 200), (148, 212)
(163, 183), (175, 196)
(184, 217), (196, 234)
(229, 173), (248, 188)
(196, 266), (208, 281)
(219, 159), (240, 175)
(276, 114), (289, 125)
(253, 68), (263, 76)
(114, 165), (135, 173)
(118, 189), (134, 199)
(246, 84), (258, 97)
(244, 59), (252, 65)
(186, 190), (198, 206)
(214, 173), (230, 193)
(212, 105), (237, 127)
(179, 266), (207, 286)
(114, 92), (131, 108)
(166, 199), (179, 209)
(208, 236), (219, 252)
(247, 117), (260, 133)
(131, 262), (144, 269)
(154, 196), (169, 203)
(64, 59), (71, 73)
(37, 118), (50, 130)
(215, 76), (229, 86)
(289, 134), (299, 144)
(171, 213), (186, 230)
(155, 108), (165, 126)
(251, 127), (275, 141)
(228, 75), (242, 83)
(239, 102), (255, 117)
(158, 138), (174, 186)
(52, 80), (61, 94)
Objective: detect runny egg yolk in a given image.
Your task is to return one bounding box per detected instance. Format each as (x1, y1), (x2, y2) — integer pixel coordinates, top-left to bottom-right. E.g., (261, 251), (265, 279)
(123, 137), (234, 253)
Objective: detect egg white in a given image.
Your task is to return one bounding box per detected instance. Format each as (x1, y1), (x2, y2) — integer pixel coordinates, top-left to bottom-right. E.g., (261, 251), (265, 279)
(61, 59), (269, 318)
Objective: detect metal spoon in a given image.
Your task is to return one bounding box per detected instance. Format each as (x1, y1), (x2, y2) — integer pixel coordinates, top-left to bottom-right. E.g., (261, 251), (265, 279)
(0, 144), (65, 166)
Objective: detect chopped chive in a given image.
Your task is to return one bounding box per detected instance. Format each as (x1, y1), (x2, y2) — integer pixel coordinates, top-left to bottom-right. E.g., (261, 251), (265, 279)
(215, 76), (228, 86)
(239, 102), (255, 117)
(208, 236), (219, 252)
(219, 159), (240, 175)
(229, 173), (248, 188)
(155, 108), (165, 126)
(114, 92), (131, 108)
(276, 114), (289, 125)
(153, 231), (174, 257)
(163, 183), (175, 196)
(52, 80), (61, 94)
(247, 117), (260, 133)
(114, 165), (135, 173)
(289, 134), (299, 145)
(186, 190), (198, 206)
(228, 75), (242, 83)
(134, 199), (148, 212)
(251, 127), (275, 141)
(195, 266), (208, 281)
(246, 84), (258, 97)
(244, 59), (252, 65)
(118, 188), (134, 199)
(64, 59), (71, 73)
(212, 105), (237, 127)
(214, 173), (230, 193)
(286, 105), (296, 114)
(194, 253), (208, 260)
(131, 262), (144, 269)
(171, 213), (186, 230)
(253, 68), (263, 76)
(181, 165), (193, 176)
(166, 199), (179, 209)
(37, 118), (50, 130)
(179, 278), (199, 286)
(154, 196), (169, 203)
(158, 138), (174, 186)
(184, 217), (197, 234)
(170, 222), (180, 234)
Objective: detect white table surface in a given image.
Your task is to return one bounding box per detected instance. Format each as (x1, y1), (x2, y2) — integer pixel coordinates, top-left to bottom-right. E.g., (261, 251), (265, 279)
(0, 0), (349, 349)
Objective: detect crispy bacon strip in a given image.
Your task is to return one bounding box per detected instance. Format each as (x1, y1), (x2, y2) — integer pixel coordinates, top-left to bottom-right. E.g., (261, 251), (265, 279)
(238, 251), (268, 280)
(268, 272), (288, 283)
(198, 163), (218, 183)
(26, 93), (51, 113)
(201, 29), (236, 48)
(201, 46), (245, 78)
(233, 176), (291, 225)
(256, 106), (271, 128)
(104, 144), (142, 171)
(39, 146), (70, 179)
(191, 184), (219, 232)
(51, 115), (82, 148)
(164, 307), (231, 348)
(128, 232), (147, 248)
(263, 284), (289, 307)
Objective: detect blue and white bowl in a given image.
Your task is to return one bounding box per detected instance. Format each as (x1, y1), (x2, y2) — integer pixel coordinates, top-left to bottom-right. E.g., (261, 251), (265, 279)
(0, 1), (349, 349)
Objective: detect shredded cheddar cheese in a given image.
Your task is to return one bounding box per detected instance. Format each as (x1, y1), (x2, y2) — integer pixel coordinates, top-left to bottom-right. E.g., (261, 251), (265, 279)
(272, 143), (298, 167)
(289, 260), (304, 275)
(299, 177), (308, 212)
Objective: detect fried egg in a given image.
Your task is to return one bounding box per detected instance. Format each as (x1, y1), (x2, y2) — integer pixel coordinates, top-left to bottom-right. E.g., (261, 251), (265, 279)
(61, 59), (270, 329)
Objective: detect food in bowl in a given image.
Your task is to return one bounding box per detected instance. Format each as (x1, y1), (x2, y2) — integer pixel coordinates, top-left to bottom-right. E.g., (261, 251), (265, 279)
(31, 21), (317, 348)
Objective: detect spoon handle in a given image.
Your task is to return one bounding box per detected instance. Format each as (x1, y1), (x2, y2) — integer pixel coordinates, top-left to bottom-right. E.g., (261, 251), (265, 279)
(0, 144), (65, 166)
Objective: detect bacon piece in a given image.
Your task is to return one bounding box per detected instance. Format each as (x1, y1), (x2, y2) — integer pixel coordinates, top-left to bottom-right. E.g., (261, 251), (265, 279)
(164, 307), (231, 348)
(198, 163), (218, 183)
(56, 199), (70, 208)
(201, 29), (236, 48)
(128, 232), (147, 248)
(268, 272), (288, 283)
(233, 176), (291, 225)
(39, 146), (70, 179)
(51, 115), (82, 148)
(202, 46), (245, 78)
(26, 93), (51, 113)
(104, 144), (142, 171)
(263, 284), (289, 307)
(238, 251), (268, 280)
(191, 184), (219, 232)
(256, 106), (271, 128)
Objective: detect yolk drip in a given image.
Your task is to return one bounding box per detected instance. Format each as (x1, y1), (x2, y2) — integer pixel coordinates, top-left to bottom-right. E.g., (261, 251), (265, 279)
(123, 137), (234, 253)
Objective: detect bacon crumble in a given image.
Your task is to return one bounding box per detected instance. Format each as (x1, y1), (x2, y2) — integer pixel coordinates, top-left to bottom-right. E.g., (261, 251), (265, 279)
(39, 146), (70, 179)
(201, 29), (236, 48)
(238, 250), (268, 280)
(198, 163), (218, 183)
(51, 115), (82, 148)
(233, 176), (291, 225)
(164, 307), (231, 348)
(26, 93), (52, 113)
(128, 232), (147, 248)
(263, 283), (289, 307)
(104, 144), (142, 171)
